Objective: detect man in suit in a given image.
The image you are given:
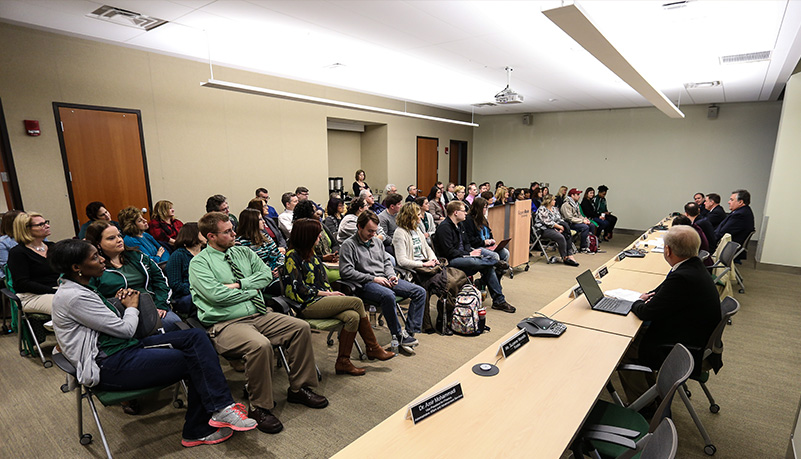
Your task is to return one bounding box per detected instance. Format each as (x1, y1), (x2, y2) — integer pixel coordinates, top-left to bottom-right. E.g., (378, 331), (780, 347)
(703, 193), (727, 229)
(714, 189), (755, 261)
(620, 225), (721, 402)
(255, 188), (279, 219)
(693, 192), (709, 218)
(685, 201), (717, 252)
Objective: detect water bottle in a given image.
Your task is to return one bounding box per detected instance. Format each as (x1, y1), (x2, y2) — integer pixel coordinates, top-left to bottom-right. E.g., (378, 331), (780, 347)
(477, 309), (487, 334)
(368, 305), (377, 327)
(390, 336), (399, 353)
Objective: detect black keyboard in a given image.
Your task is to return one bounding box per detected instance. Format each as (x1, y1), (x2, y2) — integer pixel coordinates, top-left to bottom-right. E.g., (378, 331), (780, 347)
(596, 297), (622, 311)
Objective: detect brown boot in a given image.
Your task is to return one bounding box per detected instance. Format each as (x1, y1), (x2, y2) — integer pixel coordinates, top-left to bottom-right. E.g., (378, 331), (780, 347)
(335, 330), (365, 376)
(358, 317), (395, 361)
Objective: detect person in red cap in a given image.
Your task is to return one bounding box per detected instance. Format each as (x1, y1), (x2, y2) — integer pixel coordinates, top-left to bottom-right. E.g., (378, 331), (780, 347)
(560, 188), (592, 253)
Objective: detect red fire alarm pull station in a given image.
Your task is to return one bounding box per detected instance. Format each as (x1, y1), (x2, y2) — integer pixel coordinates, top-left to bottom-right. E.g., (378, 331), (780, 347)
(24, 120), (40, 136)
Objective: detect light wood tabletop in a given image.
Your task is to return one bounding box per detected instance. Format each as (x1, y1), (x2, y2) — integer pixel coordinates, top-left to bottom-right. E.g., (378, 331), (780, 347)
(331, 325), (632, 459)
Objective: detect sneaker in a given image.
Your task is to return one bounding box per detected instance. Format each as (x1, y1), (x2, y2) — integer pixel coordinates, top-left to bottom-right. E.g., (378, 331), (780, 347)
(580, 248), (591, 254)
(182, 427), (233, 447)
(43, 320), (54, 332)
(209, 403), (257, 431)
(399, 330), (419, 346)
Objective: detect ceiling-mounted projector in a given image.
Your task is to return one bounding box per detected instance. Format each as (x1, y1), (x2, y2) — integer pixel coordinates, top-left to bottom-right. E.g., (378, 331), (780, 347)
(495, 66), (524, 104)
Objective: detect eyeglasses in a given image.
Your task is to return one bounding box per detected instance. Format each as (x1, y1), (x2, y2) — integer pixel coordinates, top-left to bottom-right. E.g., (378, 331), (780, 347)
(29, 220), (50, 228)
(212, 229), (235, 236)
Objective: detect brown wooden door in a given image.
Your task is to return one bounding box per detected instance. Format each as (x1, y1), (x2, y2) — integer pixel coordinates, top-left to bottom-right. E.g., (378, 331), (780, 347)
(55, 105), (151, 235)
(416, 137), (438, 196)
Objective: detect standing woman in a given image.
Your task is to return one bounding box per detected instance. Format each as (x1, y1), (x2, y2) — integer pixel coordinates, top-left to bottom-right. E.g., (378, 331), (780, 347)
(0, 209), (22, 279)
(164, 223), (206, 316)
(352, 169), (370, 198)
(581, 187), (608, 239)
(535, 194), (579, 267)
(427, 186), (447, 224)
(48, 239), (257, 447)
(118, 207), (170, 263)
(148, 200), (184, 248)
(7, 213), (58, 316)
(85, 221), (182, 332)
(324, 197), (345, 236)
(284, 218), (394, 376)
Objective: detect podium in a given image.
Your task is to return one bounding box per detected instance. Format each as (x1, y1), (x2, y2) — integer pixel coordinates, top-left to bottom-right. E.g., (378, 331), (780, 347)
(487, 200), (532, 271)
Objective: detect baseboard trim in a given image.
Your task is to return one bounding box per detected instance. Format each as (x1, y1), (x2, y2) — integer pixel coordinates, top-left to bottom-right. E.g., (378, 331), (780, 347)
(755, 262), (801, 275)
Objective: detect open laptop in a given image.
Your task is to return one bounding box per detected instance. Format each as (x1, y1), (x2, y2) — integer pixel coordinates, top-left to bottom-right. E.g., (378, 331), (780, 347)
(490, 238), (511, 253)
(575, 270), (635, 316)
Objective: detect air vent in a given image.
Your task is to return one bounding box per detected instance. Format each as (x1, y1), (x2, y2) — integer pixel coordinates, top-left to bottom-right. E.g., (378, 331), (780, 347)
(662, 1), (693, 10)
(720, 51), (772, 65)
(685, 81), (721, 89)
(87, 5), (167, 31)
(472, 102), (497, 107)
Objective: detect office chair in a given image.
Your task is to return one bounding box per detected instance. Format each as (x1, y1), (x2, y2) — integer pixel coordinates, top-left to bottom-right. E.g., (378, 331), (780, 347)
(674, 296), (740, 456)
(731, 230), (754, 293)
(708, 241), (740, 287)
(574, 344), (693, 459)
(1, 285), (52, 368)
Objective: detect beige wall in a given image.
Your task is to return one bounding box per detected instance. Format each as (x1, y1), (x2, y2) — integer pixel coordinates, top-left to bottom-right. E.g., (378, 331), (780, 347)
(327, 129), (362, 189)
(760, 73), (801, 268)
(0, 23), (473, 241)
(472, 103), (782, 235)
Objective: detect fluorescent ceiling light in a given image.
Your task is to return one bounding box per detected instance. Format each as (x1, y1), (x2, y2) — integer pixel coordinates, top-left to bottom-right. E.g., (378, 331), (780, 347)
(200, 79), (479, 127)
(543, 3), (685, 119)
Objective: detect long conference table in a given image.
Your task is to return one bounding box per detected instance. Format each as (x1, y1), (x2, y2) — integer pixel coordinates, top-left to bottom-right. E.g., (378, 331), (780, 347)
(332, 217), (675, 458)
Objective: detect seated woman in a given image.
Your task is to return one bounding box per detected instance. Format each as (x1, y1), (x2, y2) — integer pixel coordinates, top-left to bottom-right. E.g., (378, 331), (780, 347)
(414, 197), (436, 243)
(493, 186), (509, 207)
(337, 197), (367, 245)
(393, 203), (441, 334)
(293, 201), (340, 282)
(77, 202), (120, 239)
(427, 186), (447, 224)
(581, 187), (610, 241)
(535, 194), (579, 267)
(352, 169), (370, 198)
(118, 207), (170, 263)
(85, 220), (183, 332)
(514, 188), (526, 202)
(554, 186), (568, 208)
(284, 218), (394, 376)
(0, 209), (22, 279)
(49, 239), (257, 447)
(323, 197), (345, 236)
(148, 200), (184, 248)
(247, 198), (287, 253)
(7, 213), (58, 319)
(531, 187), (543, 211)
(235, 209), (285, 293)
(164, 223), (205, 316)
(454, 185), (466, 205)
(464, 197), (509, 268)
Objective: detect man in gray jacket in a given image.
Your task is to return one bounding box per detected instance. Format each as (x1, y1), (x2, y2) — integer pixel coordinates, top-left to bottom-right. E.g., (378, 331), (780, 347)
(560, 188), (591, 252)
(339, 211), (425, 347)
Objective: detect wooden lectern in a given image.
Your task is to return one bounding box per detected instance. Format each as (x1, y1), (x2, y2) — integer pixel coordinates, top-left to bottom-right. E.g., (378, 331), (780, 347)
(486, 199), (532, 271)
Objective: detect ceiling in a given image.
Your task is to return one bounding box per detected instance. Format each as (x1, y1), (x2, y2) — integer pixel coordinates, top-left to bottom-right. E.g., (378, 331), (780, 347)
(2, 0), (801, 116)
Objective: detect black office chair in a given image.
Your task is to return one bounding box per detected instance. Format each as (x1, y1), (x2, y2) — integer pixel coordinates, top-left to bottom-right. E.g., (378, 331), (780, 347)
(731, 230), (754, 293)
(707, 241), (740, 286)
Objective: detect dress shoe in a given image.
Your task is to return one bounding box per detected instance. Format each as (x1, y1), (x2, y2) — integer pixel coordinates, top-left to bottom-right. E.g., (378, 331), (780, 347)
(247, 407), (283, 434)
(121, 399), (140, 415)
(287, 387), (329, 409)
(491, 301), (516, 313)
(495, 260), (510, 271)
(563, 258), (580, 267)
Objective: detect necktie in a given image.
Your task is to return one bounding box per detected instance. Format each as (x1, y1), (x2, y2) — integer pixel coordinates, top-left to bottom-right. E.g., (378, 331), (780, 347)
(224, 251), (268, 314)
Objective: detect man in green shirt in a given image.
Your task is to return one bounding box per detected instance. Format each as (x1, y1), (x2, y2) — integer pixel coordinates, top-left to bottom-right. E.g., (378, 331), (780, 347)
(190, 212), (327, 435)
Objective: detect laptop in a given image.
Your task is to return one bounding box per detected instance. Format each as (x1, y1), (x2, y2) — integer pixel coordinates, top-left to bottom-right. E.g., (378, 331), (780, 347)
(490, 238), (511, 253)
(575, 270), (635, 316)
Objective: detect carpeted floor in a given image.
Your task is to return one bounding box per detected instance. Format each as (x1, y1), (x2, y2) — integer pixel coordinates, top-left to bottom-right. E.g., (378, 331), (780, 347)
(1, 233), (798, 458)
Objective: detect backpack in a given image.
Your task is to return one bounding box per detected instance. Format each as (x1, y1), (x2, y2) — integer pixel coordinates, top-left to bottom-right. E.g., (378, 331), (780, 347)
(587, 234), (599, 253)
(450, 284), (486, 336)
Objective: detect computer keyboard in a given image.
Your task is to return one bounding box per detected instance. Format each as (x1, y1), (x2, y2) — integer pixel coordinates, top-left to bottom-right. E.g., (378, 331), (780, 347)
(596, 297), (622, 311)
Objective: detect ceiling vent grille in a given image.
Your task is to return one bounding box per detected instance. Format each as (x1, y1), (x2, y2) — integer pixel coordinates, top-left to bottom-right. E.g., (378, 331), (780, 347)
(87, 5), (167, 31)
(720, 51), (772, 65)
(472, 102), (497, 107)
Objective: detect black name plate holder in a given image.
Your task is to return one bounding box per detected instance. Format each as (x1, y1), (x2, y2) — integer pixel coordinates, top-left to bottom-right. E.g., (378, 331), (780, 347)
(406, 382), (464, 424)
(499, 328), (529, 359)
(598, 266), (609, 278)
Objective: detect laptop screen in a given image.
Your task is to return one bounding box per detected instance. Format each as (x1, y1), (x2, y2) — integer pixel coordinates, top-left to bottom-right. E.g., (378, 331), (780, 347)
(576, 269), (604, 306)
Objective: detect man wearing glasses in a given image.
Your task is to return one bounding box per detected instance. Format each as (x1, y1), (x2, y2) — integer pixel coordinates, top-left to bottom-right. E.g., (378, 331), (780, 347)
(294, 186), (324, 219)
(434, 201), (516, 314)
(190, 212), (327, 436)
(255, 188), (279, 219)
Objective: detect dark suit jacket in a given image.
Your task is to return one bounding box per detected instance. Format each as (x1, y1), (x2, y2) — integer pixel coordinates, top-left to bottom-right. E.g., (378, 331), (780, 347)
(263, 216), (287, 249)
(632, 257), (720, 369)
(705, 205), (727, 229)
(695, 217), (717, 252)
(714, 205), (754, 247)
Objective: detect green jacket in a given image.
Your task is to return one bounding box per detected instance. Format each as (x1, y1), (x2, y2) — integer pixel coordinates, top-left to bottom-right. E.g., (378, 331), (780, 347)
(189, 245), (272, 326)
(90, 250), (171, 311)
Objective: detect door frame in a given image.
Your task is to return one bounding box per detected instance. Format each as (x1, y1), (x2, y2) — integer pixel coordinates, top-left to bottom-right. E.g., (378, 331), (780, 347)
(52, 102), (153, 235)
(0, 97), (24, 210)
(449, 139), (468, 186)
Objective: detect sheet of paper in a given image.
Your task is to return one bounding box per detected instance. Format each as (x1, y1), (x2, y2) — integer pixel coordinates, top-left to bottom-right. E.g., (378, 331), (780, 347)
(605, 288), (642, 302)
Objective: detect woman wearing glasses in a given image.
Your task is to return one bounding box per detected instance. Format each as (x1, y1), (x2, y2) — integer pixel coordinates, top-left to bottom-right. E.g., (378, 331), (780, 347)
(7, 212), (59, 316)
(118, 206), (170, 263)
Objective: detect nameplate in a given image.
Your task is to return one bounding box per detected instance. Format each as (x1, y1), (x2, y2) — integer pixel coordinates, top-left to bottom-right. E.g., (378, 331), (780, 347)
(617, 252), (627, 261)
(499, 328), (529, 358)
(598, 266), (609, 278)
(406, 382), (464, 424)
(570, 284), (584, 298)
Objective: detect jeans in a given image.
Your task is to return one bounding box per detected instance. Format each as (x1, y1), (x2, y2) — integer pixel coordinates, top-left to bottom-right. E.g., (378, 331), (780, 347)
(96, 328), (233, 439)
(448, 252), (506, 304)
(160, 309), (184, 332)
(569, 222), (591, 249)
(591, 217), (609, 236)
(360, 279), (426, 335)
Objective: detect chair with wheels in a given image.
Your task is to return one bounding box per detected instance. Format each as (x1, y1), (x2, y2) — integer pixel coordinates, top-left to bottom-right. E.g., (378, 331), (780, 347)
(707, 240), (740, 303)
(573, 343), (693, 459)
(2, 286), (52, 367)
(730, 230), (754, 293)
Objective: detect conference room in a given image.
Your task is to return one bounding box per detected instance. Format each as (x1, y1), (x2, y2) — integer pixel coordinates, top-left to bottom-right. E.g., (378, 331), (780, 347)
(1, 1), (800, 458)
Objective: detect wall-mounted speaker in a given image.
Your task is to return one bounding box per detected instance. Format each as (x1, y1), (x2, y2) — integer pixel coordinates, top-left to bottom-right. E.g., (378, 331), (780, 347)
(707, 105), (719, 119)
(522, 114), (532, 125)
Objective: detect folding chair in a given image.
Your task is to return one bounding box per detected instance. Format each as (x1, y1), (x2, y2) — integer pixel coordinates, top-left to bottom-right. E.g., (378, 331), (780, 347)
(529, 223), (559, 264)
(2, 286), (52, 367)
(574, 344), (693, 459)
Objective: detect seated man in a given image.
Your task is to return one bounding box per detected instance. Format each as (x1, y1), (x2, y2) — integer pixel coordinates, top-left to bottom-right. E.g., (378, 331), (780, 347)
(434, 201), (516, 313)
(295, 186), (324, 218)
(339, 211), (425, 347)
(465, 183), (479, 205)
(703, 193), (727, 229)
(714, 189), (755, 261)
(405, 185), (418, 203)
(190, 212), (327, 434)
(593, 185), (618, 239)
(560, 188), (591, 252)
(255, 188), (279, 219)
(360, 189), (386, 215)
(693, 192), (709, 218)
(206, 194), (238, 231)
(620, 226), (720, 402)
(685, 201), (716, 252)
(378, 193), (402, 242)
(278, 192), (298, 238)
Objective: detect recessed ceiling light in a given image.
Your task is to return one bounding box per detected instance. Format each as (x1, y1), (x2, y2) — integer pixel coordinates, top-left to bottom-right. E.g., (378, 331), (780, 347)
(548, 98), (558, 102)
(684, 81), (721, 89)
(87, 5), (167, 31)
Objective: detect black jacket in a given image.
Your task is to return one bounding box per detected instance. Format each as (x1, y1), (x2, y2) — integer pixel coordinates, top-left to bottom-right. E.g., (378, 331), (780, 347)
(704, 205), (727, 229)
(695, 217), (717, 251)
(434, 218), (473, 260)
(714, 205), (754, 247)
(264, 216), (287, 249)
(462, 216), (494, 249)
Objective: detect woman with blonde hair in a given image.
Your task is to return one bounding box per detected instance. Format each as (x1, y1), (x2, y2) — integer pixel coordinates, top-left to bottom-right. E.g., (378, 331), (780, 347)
(118, 206), (169, 263)
(494, 186), (509, 207)
(148, 200), (183, 247)
(454, 185), (466, 204)
(7, 212), (59, 317)
(535, 194), (579, 267)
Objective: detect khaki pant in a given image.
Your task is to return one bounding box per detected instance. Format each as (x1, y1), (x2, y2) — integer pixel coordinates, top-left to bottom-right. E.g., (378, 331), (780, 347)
(209, 313), (318, 411)
(18, 292), (53, 315)
(300, 295), (366, 332)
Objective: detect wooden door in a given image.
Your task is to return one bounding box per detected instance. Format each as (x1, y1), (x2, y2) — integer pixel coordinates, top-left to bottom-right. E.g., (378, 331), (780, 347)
(416, 137), (438, 196)
(55, 105), (152, 235)
(0, 98), (23, 212)
(449, 140), (467, 186)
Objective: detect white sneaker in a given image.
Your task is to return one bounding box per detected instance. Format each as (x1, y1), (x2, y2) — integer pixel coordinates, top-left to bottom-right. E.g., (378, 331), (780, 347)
(43, 320), (54, 332)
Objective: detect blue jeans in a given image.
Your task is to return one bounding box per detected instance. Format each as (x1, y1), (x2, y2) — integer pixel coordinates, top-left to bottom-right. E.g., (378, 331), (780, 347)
(448, 251), (506, 304)
(591, 218), (609, 236)
(96, 328), (234, 439)
(569, 222), (591, 249)
(360, 279), (426, 335)
(160, 309), (184, 332)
